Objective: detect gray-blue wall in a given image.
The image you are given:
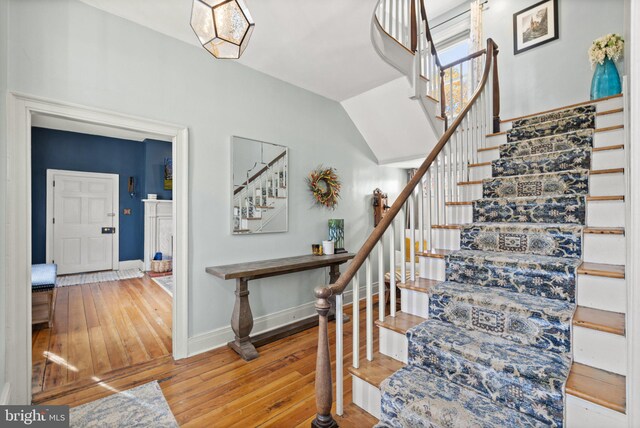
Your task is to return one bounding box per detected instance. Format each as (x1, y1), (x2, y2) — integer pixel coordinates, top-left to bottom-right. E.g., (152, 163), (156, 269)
(5, 0), (406, 341)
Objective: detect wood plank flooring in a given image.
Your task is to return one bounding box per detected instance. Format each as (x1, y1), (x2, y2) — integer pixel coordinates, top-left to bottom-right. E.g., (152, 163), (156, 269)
(35, 299), (379, 427)
(32, 275), (172, 396)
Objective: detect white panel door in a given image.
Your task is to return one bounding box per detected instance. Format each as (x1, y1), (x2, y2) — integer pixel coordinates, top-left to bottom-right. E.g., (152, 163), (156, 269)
(50, 170), (118, 275)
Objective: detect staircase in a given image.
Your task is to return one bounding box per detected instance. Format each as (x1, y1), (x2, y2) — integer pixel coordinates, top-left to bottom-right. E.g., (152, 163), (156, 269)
(310, 1), (628, 427)
(233, 153), (287, 234)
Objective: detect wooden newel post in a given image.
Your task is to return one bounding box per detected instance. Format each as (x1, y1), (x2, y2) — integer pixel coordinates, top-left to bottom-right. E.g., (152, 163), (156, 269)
(492, 44), (501, 133)
(312, 286), (338, 428)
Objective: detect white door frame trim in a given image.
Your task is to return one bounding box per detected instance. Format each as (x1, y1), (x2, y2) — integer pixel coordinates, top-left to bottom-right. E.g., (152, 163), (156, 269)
(5, 92), (189, 404)
(627, 1), (640, 425)
(46, 169), (120, 272)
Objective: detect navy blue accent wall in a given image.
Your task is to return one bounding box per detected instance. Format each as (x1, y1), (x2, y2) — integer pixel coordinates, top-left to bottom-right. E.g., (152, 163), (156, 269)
(31, 128), (172, 264)
(144, 139), (173, 200)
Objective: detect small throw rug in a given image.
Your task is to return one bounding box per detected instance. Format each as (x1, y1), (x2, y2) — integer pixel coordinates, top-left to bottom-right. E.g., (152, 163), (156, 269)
(70, 381), (178, 428)
(152, 275), (173, 296)
(56, 269), (144, 287)
(377, 106), (595, 427)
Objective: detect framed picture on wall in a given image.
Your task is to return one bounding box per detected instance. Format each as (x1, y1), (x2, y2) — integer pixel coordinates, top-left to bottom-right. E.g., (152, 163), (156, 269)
(513, 0), (559, 55)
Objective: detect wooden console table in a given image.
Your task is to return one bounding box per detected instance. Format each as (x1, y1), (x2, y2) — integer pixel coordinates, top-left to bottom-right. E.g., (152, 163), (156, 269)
(206, 253), (355, 361)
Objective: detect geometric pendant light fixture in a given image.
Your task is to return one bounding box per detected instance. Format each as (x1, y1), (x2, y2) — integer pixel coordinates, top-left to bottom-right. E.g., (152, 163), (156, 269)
(190, 0), (255, 59)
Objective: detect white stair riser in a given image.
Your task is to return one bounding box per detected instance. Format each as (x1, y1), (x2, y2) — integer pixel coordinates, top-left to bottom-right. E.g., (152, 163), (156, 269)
(583, 233), (626, 265)
(418, 258), (627, 314)
(430, 229), (625, 265)
(499, 98), (624, 132)
(379, 317), (626, 377)
(352, 376), (382, 419)
(379, 326), (409, 363)
(470, 151), (623, 181)
(400, 288), (429, 319)
(578, 275), (627, 314)
(485, 127), (623, 149)
(573, 327), (627, 375)
(445, 200), (625, 228)
(458, 173), (625, 201)
(351, 374), (627, 427)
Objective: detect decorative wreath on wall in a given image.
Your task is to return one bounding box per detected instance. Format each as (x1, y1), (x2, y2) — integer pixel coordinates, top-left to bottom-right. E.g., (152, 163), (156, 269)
(306, 166), (341, 209)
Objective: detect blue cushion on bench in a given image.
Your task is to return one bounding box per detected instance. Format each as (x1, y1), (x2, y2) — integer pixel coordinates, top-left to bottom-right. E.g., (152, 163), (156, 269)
(32, 264), (57, 292)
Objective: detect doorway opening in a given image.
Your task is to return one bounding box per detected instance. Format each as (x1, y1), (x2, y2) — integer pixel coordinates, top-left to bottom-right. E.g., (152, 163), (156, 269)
(5, 93), (188, 404)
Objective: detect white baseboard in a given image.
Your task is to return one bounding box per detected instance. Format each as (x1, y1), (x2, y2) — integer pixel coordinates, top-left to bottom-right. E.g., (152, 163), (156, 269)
(118, 259), (144, 271)
(0, 383), (10, 405)
(187, 283), (379, 357)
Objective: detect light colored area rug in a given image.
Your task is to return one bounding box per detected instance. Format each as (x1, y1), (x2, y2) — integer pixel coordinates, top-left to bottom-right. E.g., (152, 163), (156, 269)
(70, 381), (178, 428)
(152, 275), (173, 296)
(56, 269), (144, 287)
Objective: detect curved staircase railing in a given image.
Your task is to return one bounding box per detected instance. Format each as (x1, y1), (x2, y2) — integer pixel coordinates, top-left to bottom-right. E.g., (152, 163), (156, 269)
(311, 1), (500, 426)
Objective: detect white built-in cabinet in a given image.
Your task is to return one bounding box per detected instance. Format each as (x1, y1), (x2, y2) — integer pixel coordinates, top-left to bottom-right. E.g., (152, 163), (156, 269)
(143, 199), (173, 271)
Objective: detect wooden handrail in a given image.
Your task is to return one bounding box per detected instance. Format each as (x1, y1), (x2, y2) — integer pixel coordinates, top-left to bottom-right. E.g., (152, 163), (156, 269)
(441, 48), (487, 71)
(311, 37), (498, 428)
(233, 150), (287, 195)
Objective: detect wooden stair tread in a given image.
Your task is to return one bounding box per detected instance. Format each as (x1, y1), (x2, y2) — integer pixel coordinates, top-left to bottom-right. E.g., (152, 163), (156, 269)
(587, 195), (624, 201)
(593, 144), (624, 152)
(566, 363), (626, 413)
(591, 167), (624, 175)
(430, 224), (624, 235)
(347, 352), (404, 387)
(397, 278), (439, 293)
(468, 161), (492, 168)
(479, 143), (623, 153)
(349, 353), (626, 414)
(416, 248), (452, 259)
(573, 307), (625, 335)
(596, 108), (624, 116)
(459, 169), (623, 185)
(500, 94), (622, 124)
(578, 262), (625, 278)
(595, 124), (624, 133)
(486, 125), (623, 138)
(445, 196), (624, 206)
(375, 312), (425, 335)
(583, 227), (625, 235)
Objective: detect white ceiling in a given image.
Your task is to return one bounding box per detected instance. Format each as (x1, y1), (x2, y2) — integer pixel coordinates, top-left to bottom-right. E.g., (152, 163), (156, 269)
(78, 0), (466, 101)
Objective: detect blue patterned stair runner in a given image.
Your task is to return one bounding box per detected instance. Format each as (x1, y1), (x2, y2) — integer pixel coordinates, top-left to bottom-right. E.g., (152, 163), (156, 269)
(377, 110), (596, 428)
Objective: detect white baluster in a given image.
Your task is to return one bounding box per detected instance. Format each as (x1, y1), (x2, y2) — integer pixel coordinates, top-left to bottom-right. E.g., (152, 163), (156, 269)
(434, 154), (440, 224)
(365, 256), (373, 361)
(378, 239), (385, 322)
(426, 170), (433, 251)
(352, 272), (360, 368)
(400, 207), (406, 283)
(409, 194), (416, 281)
(389, 222), (396, 317)
(336, 293), (343, 416)
(418, 178), (424, 253)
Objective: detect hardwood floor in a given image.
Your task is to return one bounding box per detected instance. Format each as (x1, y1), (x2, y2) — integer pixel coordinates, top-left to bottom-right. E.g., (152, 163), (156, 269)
(34, 299), (378, 427)
(32, 275), (172, 397)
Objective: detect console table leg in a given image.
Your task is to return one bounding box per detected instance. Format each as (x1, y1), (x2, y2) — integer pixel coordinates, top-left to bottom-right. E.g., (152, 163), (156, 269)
(328, 264), (350, 323)
(228, 278), (259, 361)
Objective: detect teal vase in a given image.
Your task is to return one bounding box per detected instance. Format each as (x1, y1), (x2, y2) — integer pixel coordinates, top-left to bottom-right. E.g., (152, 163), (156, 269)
(590, 57), (621, 100)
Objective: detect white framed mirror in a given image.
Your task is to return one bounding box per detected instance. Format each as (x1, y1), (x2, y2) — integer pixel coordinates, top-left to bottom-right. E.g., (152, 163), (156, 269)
(231, 136), (288, 234)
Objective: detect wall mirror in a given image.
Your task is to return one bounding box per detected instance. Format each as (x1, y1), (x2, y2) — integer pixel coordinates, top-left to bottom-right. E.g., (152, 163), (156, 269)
(232, 136), (288, 234)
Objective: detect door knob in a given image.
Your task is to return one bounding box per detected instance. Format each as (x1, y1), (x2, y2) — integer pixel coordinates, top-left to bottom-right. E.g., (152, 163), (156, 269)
(101, 227), (116, 234)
